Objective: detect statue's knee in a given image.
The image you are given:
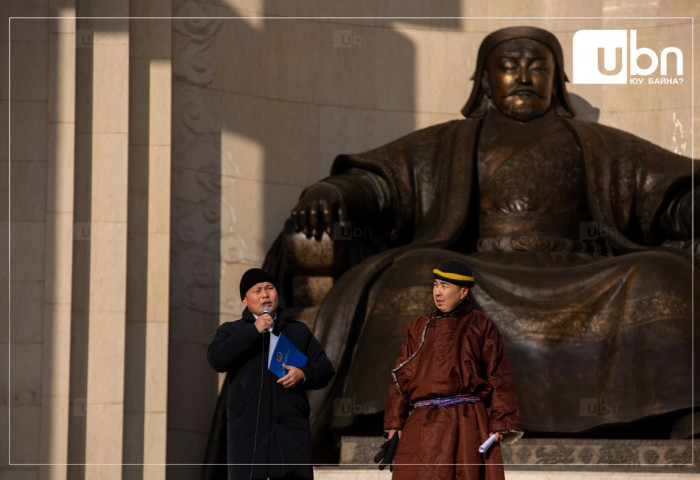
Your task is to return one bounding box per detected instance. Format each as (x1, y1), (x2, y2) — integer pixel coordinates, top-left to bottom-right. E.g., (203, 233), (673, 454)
(624, 251), (691, 279)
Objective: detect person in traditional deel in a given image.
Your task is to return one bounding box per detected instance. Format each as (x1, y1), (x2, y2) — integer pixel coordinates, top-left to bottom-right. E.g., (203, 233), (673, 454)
(382, 260), (523, 480)
(284, 25), (698, 443)
(207, 268), (335, 480)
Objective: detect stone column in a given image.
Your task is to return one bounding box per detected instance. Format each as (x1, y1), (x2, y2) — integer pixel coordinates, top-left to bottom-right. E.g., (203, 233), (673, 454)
(122, 3), (172, 480)
(40, 4), (76, 480)
(68, 2), (130, 478)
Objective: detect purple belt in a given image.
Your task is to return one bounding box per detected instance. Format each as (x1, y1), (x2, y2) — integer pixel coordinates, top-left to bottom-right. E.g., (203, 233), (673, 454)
(413, 394), (481, 408)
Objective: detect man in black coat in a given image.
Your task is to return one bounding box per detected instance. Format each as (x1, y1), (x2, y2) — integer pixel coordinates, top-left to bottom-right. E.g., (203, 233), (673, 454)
(208, 268), (335, 480)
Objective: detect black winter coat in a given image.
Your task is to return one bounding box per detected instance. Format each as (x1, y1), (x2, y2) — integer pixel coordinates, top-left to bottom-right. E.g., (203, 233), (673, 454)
(207, 308), (335, 480)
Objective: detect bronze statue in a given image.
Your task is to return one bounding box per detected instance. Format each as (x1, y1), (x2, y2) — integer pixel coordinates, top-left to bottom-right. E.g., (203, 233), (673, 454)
(201, 27), (697, 469)
(279, 25), (698, 451)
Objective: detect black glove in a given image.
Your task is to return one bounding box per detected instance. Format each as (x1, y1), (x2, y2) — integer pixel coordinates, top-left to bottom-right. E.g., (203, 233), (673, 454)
(373, 434), (399, 471)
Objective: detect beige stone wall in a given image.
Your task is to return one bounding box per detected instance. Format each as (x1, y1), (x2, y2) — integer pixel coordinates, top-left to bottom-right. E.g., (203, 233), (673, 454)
(1, 0), (698, 479)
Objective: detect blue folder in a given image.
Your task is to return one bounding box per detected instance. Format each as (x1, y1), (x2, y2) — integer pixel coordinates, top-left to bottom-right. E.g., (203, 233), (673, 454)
(268, 332), (307, 379)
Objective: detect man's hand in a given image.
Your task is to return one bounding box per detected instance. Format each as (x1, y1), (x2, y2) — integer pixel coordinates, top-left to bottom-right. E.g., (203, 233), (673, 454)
(254, 313), (273, 333)
(277, 364), (306, 388)
(375, 430), (400, 471)
(291, 184), (347, 240)
(490, 432), (503, 442)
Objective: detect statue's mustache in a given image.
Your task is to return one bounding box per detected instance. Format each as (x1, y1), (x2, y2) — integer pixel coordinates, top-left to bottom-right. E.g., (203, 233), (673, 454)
(503, 87), (546, 98)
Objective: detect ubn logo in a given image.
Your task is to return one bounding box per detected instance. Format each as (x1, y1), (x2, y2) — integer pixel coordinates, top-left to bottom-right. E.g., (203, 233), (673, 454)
(573, 30), (683, 84)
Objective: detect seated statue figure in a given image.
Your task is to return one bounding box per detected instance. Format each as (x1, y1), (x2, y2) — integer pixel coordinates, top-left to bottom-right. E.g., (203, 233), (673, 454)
(273, 26), (698, 454)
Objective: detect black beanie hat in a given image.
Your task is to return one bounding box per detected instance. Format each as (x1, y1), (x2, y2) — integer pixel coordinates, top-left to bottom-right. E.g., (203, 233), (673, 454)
(239, 268), (276, 300)
(433, 260), (475, 287)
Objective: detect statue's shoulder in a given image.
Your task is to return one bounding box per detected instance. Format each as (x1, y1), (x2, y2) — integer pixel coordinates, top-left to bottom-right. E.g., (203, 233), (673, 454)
(564, 117), (653, 146)
(564, 116), (692, 164)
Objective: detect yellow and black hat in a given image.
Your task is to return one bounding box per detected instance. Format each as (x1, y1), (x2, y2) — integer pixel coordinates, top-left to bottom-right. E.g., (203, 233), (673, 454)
(433, 260), (475, 287)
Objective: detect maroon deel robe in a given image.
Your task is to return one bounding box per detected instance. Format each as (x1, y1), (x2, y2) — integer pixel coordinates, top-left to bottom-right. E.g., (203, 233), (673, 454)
(384, 303), (523, 480)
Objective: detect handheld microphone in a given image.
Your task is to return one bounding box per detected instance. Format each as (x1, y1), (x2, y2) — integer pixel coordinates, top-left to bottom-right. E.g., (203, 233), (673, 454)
(261, 306), (273, 334)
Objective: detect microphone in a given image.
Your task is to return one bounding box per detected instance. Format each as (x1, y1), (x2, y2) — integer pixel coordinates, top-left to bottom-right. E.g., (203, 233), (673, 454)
(261, 306), (273, 334)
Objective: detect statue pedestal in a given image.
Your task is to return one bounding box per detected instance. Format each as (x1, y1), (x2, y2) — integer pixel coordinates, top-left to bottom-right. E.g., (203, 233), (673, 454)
(311, 436), (700, 479)
(313, 468), (697, 479)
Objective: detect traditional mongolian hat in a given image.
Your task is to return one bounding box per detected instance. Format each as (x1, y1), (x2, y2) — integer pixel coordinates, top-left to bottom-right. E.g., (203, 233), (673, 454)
(433, 260), (475, 288)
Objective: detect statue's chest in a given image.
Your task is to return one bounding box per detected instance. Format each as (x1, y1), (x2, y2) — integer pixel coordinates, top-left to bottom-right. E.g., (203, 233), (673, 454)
(477, 125), (586, 215)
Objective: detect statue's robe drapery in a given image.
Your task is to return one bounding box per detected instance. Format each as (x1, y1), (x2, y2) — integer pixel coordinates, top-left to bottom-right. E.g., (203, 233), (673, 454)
(307, 114), (698, 441)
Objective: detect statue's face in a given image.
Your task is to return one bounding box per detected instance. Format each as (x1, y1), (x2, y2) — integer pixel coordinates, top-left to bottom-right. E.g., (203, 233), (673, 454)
(483, 38), (556, 121)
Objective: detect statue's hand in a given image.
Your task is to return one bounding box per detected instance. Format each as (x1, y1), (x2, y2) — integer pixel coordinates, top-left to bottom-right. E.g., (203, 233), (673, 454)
(291, 183), (347, 240)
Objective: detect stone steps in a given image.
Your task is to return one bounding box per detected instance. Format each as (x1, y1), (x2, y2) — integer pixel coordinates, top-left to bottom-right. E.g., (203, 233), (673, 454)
(314, 469), (700, 479)
(340, 436), (698, 468)
(324, 436), (700, 479)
